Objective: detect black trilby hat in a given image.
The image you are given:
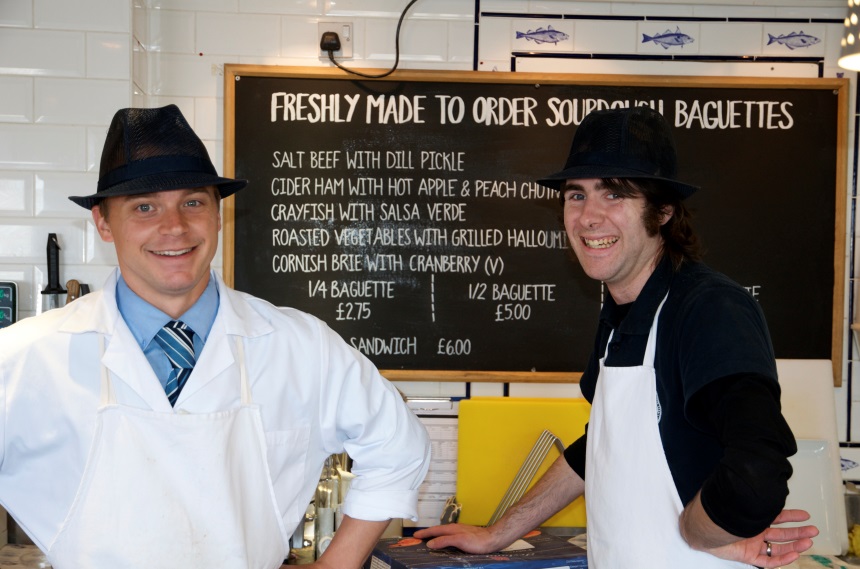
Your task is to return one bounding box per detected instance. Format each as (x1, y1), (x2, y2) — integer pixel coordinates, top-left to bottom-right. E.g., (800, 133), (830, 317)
(537, 106), (698, 199)
(69, 104), (248, 209)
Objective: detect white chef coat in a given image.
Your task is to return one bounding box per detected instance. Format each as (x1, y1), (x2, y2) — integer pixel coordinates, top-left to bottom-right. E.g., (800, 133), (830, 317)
(0, 269), (431, 554)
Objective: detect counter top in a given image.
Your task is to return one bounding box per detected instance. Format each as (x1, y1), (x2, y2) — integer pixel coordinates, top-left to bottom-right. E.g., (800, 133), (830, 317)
(3, 542), (859, 569)
(0, 544), (50, 568)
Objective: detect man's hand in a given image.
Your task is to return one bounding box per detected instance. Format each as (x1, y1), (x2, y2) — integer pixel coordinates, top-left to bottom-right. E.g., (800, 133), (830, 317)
(705, 509), (817, 568)
(681, 499), (818, 569)
(413, 523), (505, 554)
(415, 456), (585, 555)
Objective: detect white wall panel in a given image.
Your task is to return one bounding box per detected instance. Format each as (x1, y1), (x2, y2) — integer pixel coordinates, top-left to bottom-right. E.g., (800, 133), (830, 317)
(0, 29), (85, 77)
(692, 4), (776, 17)
(193, 97), (220, 141)
(477, 17), (513, 64)
(573, 19), (638, 53)
(34, 172), (99, 218)
(35, 0), (130, 33)
(528, 2), (610, 15)
(148, 10), (194, 53)
(240, 0), (322, 16)
(87, 33), (131, 80)
(196, 12), (280, 56)
(612, 2), (693, 16)
(280, 16), (321, 59)
(698, 22), (763, 56)
(0, 219), (87, 264)
(86, 126), (110, 173)
(0, 77), (34, 123)
(0, 124), (86, 171)
(152, 53), (226, 97)
(151, 0), (238, 12)
(0, 0), (32, 27)
(0, 171), (33, 217)
(449, 21), (475, 64)
(323, 0), (408, 18)
(35, 78), (129, 125)
(365, 18), (448, 62)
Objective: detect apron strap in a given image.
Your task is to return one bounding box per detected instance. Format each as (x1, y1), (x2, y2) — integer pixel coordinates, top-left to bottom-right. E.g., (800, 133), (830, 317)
(642, 293), (669, 364)
(233, 335), (253, 405)
(98, 334), (254, 407)
(603, 292), (670, 363)
(99, 335), (116, 406)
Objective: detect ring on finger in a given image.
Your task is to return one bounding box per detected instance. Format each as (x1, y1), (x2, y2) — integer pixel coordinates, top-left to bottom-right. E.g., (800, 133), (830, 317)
(765, 540), (772, 557)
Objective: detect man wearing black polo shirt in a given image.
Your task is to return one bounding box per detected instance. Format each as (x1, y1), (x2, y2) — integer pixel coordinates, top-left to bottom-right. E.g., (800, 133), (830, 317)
(415, 107), (818, 568)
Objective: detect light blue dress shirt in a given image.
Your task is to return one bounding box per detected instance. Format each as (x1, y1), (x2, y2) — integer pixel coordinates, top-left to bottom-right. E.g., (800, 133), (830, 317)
(115, 274), (219, 391)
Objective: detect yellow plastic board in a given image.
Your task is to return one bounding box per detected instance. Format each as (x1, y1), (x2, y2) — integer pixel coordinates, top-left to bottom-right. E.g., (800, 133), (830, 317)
(457, 397), (591, 527)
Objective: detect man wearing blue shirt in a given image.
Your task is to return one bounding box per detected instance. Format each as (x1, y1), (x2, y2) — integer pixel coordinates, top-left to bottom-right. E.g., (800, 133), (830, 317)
(0, 104), (430, 569)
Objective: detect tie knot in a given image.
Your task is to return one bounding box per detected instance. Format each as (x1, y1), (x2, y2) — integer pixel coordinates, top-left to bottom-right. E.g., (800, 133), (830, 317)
(154, 320), (196, 370)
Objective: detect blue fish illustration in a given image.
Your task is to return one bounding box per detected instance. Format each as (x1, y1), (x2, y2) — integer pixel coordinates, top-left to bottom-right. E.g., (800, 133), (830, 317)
(515, 26), (569, 45)
(767, 31), (820, 50)
(642, 27), (694, 49)
(842, 457), (859, 471)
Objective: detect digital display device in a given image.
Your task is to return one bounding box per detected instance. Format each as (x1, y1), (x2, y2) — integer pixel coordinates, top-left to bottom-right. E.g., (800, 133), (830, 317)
(0, 281), (18, 329)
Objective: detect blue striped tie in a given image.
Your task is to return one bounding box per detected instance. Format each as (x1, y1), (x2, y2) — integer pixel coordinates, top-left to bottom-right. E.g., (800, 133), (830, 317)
(154, 320), (196, 406)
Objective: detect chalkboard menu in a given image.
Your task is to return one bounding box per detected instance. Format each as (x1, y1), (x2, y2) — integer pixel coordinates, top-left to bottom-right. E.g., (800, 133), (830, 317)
(224, 67), (847, 383)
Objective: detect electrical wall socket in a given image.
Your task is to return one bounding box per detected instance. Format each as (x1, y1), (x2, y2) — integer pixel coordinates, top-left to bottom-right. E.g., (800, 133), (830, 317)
(318, 22), (353, 59)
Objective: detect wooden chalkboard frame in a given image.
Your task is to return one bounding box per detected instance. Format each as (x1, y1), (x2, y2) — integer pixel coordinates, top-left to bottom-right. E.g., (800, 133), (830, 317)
(222, 65), (848, 385)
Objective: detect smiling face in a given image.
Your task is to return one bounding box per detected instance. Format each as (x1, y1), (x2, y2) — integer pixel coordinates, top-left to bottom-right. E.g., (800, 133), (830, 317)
(562, 178), (671, 304)
(93, 187), (221, 318)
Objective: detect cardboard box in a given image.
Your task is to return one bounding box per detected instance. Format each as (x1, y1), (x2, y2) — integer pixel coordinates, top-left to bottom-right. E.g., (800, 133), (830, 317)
(363, 530), (587, 569)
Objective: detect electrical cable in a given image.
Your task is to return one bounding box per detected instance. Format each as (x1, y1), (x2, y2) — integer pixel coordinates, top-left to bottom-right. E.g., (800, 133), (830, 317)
(325, 0), (420, 79)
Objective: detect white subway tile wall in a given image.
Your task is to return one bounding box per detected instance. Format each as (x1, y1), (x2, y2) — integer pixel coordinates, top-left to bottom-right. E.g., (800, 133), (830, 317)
(34, 0), (129, 32)
(0, 172), (33, 217)
(87, 33), (132, 80)
(0, 77), (33, 123)
(34, 78), (129, 125)
(573, 19), (638, 53)
(0, 29), (86, 77)
(0, 0), (856, 440)
(0, 0), (32, 28)
(697, 23), (762, 56)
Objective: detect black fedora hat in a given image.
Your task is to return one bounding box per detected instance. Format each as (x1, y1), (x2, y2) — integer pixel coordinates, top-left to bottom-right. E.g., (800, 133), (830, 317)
(69, 104), (248, 209)
(537, 106), (698, 199)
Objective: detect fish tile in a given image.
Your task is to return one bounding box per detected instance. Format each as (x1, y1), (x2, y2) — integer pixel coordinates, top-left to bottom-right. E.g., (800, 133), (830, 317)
(511, 19), (574, 52)
(637, 22), (700, 55)
(762, 23), (825, 56)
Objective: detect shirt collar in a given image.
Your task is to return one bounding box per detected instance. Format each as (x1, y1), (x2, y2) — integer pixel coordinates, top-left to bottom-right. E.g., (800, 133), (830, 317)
(599, 254), (673, 335)
(116, 273), (220, 349)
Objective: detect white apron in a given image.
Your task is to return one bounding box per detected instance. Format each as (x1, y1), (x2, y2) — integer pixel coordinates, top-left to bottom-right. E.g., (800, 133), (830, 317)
(584, 297), (751, 568)
(48, 336), (289, 569)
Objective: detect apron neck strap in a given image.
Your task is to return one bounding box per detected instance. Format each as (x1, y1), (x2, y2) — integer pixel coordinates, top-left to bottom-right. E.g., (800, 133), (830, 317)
(99, 335), (115, 405)
(97, 334), (254, 406)
(604, 292), (670, 362)
(233, 335), (253, 405)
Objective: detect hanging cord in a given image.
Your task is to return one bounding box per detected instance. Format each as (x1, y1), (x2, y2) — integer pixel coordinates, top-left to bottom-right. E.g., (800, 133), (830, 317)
(325, 0), (420, 79)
